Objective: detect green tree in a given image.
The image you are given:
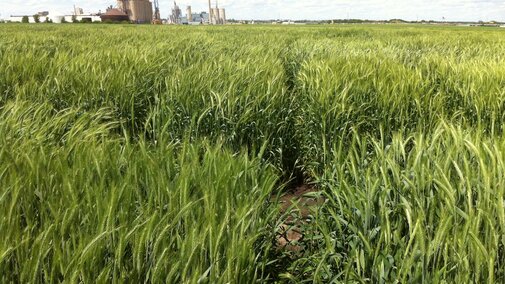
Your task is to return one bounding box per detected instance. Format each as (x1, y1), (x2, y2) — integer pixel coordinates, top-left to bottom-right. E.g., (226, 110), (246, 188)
(21, 16), (29, 23)
(33, 14), (40, 23)
(72, 15), (78, 23)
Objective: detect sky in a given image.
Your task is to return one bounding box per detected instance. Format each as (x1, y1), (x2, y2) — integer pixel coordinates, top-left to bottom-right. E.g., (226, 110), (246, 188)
(1, 0), (505, 22)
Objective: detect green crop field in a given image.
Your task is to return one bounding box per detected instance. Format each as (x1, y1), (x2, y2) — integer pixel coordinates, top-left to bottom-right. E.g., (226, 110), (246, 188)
(1, 23), (505, 283)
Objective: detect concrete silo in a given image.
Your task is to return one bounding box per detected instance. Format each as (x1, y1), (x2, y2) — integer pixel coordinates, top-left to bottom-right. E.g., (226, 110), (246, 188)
(117, 0), (153, 23)
(187, 6), (192, 22)
(218, 8), (226, 24)
(207, 0), (227, 24)
(211, 8), (219, 24)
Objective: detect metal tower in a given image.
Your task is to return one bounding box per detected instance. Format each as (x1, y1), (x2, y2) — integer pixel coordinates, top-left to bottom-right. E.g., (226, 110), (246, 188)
(153, 0), (161, 24)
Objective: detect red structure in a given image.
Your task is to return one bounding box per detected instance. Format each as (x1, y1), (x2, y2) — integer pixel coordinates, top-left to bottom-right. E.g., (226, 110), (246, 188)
(100, 7), (129, 22)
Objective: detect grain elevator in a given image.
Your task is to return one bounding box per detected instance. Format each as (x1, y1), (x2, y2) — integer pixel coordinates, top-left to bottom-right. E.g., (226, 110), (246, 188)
(117, 0), (153, 23)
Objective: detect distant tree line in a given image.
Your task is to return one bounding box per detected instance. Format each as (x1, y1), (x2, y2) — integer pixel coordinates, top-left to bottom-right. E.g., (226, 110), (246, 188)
(227, 18), (503, 25)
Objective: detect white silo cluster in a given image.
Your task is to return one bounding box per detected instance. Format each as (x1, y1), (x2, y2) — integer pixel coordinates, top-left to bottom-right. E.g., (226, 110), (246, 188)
(208, 0), (226, 24)
(210, 8), (226, 24)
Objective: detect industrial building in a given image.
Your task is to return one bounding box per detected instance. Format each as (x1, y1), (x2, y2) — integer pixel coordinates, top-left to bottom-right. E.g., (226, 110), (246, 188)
(187, 11), (209, 24)
(117, 0), (153, 23)
(171, 1), (225, 25)
(10, 11), (102, 23)
(9, 11), (49, 23)
(170, 2), (214, 25)
(9, 1), (227, 25)
(169, 2), (182, 24)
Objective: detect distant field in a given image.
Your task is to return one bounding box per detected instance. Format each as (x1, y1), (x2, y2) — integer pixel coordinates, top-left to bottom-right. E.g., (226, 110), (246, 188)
(1, 24), (505, 283)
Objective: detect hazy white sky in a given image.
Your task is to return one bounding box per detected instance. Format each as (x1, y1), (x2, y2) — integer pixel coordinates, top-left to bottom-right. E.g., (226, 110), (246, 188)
(1, 0), (505, 21)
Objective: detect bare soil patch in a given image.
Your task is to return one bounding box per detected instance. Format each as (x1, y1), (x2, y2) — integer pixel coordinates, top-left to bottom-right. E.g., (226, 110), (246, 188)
(275, 184), (325, 252)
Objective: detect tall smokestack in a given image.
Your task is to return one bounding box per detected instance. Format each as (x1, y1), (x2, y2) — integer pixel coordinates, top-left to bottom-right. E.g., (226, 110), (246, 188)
(216, 0), (219, 23)
(208, 0), (212, 24)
